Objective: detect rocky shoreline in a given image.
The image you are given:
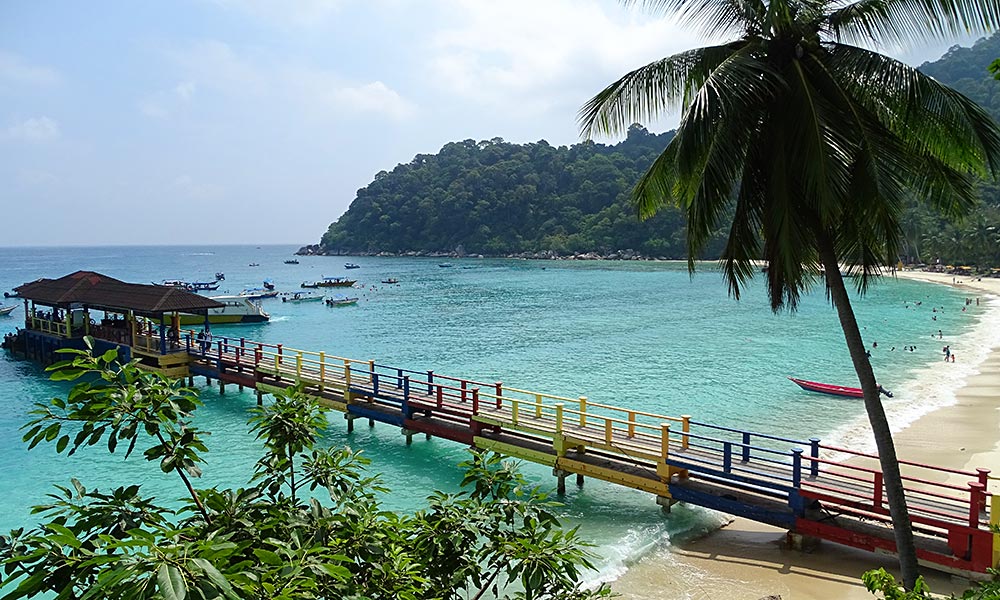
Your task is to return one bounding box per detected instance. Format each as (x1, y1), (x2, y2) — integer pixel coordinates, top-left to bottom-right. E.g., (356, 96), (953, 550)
(295, 245), (670, 261)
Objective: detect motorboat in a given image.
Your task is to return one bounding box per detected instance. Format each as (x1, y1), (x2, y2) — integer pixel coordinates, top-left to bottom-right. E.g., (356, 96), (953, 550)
(788, 377), (893, 398)
(326, 295), (359, 307)
(301, 277), (357, 288)
(344, 262), (361, 269)
(175, 295), (269, 325)
(438, 263), (453, 268)
(381, 278), (400, 284)
(240, 288), (279, 300)
(284, 259), (300, 264)
(0, 305), (15, 316)
(262, 279), (276, 291)
(281, 291), (324, 302)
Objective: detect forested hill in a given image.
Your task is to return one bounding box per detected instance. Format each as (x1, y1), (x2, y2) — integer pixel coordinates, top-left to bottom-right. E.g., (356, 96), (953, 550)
(918, 32), (1000, 122)
(313, 33), (1000, 264)
(315, 126), (724, 258)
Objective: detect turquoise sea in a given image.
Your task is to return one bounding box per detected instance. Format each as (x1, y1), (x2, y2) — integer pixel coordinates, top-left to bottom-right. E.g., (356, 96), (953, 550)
(0, 245), (996, 589)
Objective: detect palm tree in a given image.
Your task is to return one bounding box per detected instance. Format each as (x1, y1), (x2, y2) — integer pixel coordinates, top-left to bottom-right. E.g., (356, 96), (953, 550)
(580, 0), (1000, 588)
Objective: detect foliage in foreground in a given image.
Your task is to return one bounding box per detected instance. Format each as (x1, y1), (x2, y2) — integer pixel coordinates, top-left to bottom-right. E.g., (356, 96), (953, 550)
(0, 342), (613, 599)
(864, 567), (1000, 599)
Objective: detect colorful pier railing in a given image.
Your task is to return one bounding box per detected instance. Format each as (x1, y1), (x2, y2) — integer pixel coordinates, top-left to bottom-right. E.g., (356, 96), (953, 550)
(180, 331), (998, 576)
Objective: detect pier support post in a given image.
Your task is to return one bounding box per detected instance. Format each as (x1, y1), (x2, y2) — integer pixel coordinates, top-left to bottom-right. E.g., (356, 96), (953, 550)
(345, 414), (356, 433)
(369, 418), (375, 428)
(401, 428), (415, 445)
(655, 495), (677, 514)
(785, 531), (820, 552)
(553, 468), (568, 495)
(576, 473), (584, 487)
(256, 390), (263, 406)
(219, 380), (225, 395)
(188, 376), (194, 386)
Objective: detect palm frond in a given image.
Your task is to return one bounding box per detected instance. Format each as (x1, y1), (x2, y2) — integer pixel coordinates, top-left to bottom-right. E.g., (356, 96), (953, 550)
(826, 44), (1000, 179)
(623, 0), (767, 38)
(578, 44), (743, 139)
(826, 0), (1000, 53)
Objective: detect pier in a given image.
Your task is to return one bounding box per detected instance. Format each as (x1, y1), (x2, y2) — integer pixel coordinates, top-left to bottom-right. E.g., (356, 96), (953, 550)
(5, 271), (998, 577)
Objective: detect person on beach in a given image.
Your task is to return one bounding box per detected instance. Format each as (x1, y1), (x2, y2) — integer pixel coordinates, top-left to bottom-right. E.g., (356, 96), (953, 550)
(943, 345), (950, 361)
(951, 353), (956, 363)
(938, 329), (943, 339)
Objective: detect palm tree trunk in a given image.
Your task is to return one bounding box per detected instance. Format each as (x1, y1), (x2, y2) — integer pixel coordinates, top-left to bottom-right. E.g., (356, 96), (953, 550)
(815, 232), (921, 589)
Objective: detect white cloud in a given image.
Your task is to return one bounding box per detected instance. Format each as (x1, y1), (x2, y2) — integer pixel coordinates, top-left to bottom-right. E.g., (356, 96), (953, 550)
(328, 81), (416, 120)
(426, 0), (704, 125)
(6, 116), (60, 143)
(0, 51), (60, 86)
(164, 40), (416, 121)
(139, 80), (198, 119)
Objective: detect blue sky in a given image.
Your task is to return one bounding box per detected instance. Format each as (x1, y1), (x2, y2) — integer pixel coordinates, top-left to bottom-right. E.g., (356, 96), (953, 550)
(0, 1), (982, 246)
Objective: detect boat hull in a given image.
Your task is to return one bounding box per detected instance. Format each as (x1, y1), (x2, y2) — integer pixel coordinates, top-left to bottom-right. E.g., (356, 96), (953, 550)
(0, 305), (15, 316)
(788, 377), (863, 398)
(175, 313), (269, 326)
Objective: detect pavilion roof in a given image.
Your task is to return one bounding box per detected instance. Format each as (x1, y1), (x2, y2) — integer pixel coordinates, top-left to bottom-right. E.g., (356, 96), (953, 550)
(13, 271), (225, 314)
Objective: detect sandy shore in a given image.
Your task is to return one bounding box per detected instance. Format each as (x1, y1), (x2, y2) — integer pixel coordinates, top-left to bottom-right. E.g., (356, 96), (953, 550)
(612, 270), (1000, 599)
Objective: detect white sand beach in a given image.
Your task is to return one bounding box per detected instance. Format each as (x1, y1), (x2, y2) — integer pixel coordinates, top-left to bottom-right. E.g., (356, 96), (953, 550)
(613, 270), (1000, 599)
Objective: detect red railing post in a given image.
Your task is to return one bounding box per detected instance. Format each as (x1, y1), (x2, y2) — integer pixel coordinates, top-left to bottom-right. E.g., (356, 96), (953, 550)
(436, 385), (443, 408)
(969, 482), (985, 527)
(461, 380), (467, 403)
(254, 347), (261, 366)
(495, 382), (502, 408)
(873, 472), (884, 511)
(472, 388), (479, 414)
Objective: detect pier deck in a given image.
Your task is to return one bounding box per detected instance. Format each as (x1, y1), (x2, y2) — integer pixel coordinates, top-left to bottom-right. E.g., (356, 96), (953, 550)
(177, 332), (999, 577)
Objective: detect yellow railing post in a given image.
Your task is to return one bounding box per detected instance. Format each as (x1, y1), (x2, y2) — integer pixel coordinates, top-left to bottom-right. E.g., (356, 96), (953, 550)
(628, 412), (636, 437)
(555, 403), (563, 433)
(579, 396), (587, 427)
(604, 419), (612, 444)
(660, 423), (671, 463)
(992, 494), (1000, 568)
(319, 351), (326, 390)
(535, 393), (543, 418)
(296, 352), (302, 378)
(681, 415), (691, 450)
(512, 399), (520, 424)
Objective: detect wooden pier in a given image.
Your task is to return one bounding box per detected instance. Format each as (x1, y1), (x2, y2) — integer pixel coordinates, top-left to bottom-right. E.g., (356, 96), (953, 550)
(182, 331), (999, 577)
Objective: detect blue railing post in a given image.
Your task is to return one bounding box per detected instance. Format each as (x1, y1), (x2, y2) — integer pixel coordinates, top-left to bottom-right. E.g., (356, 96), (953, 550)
(427, 370), (434, 394)
(402, 376), (411, 419)
(792, 448), (804, 487)
(741, 431), (751, 463)
(396, 368), (403, 389)
(372, 373), (380, 396)
(723, 441), (732, 473)
(809, 437), (821, 478)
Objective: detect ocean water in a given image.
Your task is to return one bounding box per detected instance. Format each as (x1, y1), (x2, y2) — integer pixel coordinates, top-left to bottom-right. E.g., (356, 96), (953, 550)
(0, 245), (994, 589)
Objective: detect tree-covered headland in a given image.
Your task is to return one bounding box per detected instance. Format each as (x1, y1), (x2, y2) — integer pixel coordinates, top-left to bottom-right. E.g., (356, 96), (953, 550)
(313, 33), (1000, 267)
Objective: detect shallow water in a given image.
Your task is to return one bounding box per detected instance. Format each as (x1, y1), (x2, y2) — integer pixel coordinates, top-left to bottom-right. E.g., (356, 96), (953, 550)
(0, 245), (986, 585)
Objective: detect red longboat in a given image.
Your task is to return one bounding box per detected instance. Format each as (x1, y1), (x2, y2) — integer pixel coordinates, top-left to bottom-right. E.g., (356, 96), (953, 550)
(787, 377), (864, 398)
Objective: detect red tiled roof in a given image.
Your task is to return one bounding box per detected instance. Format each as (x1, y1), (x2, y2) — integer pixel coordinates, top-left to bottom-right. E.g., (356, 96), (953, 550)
(13, 271), (224, 314)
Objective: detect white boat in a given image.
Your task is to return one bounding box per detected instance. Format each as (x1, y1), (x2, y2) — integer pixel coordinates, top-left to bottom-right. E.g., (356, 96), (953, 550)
(176, 295), (269, 325)
(0, 305), (15, 316)
(325, 295), (359, 307)
(281, 291), (324, 303)
(240, 288), (279, 300)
